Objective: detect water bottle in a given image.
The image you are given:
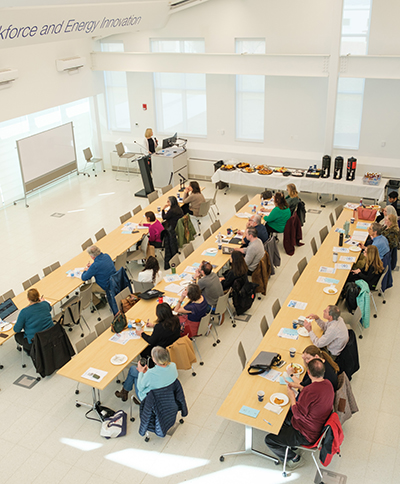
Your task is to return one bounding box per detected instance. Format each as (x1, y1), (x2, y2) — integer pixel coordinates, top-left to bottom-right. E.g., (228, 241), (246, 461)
(217, 232), (222, 250)
(343, 220), (350, 237)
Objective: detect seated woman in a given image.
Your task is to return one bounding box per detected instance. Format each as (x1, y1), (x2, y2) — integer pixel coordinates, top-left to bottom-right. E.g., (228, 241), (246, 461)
(143, 211), (164, 248)
(138, 255), (162, 285)
(175, 283), (210, 338)
(135, 302), (180, 361)
(347, 245), (384, 290)
(377, 204), (397, 225)
(286, 183), (300, 214)
(13, 288), (54, 354)
(162, 195), (184, 231)
(287, 345), (339, 392)
(262, 192), (291, 234)
(220, 250), (248, 292)
(382, 213), (399, 251)
(115, 346), (178, 404)
(181, 181), (205, 216)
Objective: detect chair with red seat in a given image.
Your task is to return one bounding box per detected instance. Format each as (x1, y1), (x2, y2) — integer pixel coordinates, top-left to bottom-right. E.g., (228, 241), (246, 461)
(282, 412), (344, 480)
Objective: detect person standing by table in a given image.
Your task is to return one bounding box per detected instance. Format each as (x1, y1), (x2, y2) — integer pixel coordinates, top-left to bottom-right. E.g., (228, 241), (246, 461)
(304, 305), (348, 358)
(181, 181), (205, 216)
(14, 288), (54, 354)
(143, 128), (158, 171)
(265, 359), (334, 469)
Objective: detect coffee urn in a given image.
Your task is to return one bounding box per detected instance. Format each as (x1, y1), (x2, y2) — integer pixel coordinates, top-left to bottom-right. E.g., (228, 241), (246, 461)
(333, 156), (344, 180)
(346, 156), (357, 181)
(321, 155), (331, 178)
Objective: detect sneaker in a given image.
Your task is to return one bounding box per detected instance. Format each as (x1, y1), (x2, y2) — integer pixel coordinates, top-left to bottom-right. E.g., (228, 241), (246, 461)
(286, 455), (303, 470)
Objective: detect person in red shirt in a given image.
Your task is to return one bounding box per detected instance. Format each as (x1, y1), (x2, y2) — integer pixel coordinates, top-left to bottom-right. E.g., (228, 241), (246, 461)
(265, 358), (334, 470)
(143, 211), (164, 248)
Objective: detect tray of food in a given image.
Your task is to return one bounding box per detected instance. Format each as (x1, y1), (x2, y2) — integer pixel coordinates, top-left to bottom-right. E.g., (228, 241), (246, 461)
(236, 162), (250, 169)
(242, 166), (256, 173)
(258, 168), (273, 175)
(220, 164), (235, 171)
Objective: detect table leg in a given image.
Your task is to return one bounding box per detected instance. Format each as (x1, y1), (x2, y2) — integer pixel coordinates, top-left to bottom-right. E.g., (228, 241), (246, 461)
(219, 425), (279, 465)
(317, 193), (336, 206)
(75, 387), (105, 421)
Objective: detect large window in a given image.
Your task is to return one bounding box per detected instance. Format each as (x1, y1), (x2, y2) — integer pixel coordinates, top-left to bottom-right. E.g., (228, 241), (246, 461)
(334, 0), (372, 149)
(235, 39), (265, 141)
(151, 39), (207, 136)
(0, 98), (94, 206)
(101, 41), (131, 132)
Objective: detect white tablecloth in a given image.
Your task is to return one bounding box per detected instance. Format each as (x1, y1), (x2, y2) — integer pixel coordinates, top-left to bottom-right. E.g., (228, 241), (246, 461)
(211, 170), (385, 202)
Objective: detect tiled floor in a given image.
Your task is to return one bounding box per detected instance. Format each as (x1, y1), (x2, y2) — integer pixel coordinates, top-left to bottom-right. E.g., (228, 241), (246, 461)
(0, 170), (396, 483)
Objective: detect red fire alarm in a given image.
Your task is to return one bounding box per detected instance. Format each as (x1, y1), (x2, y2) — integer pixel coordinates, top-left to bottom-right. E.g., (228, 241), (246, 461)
(142, 103), (147, 111)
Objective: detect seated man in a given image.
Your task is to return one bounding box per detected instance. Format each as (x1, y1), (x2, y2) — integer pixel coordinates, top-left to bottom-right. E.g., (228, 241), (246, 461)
(195, 261), (224, 309)
(304, 305), (348, 358)
(265, 359), (334, 469)
(81, 245), (116, 297)
(237, 227), (264, 275)
(240, 214), (269, 248)
(388, 191), (400, 216)
(359, 222), (390, 260)
(143, 211), (164, 248)
(115, 346), (178, 404)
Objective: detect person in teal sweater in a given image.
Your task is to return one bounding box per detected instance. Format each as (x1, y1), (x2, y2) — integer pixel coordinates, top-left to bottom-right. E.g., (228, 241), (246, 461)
(115, 346), (178, 404)
(262, 192), (291, 233)
(14, 288), (54, 354)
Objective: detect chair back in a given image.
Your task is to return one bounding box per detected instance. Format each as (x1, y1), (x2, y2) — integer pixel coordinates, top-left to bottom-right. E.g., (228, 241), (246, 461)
(297, 257), (307, 275)
(161, 184), (172, 194)
(260, 315), (269, 337)
(238, 341), (247, 370)
(75, 338), (87, 353)
(272, 298), (281, 319)
(335, 204), (344, 220)
(63, 298), (82, 325)
(214, 292), (230, 315)
(141, 234), (150, 257)
(2, 289), (15, 301)
(81, 238), (93, 251)
(197, 200), (211, 218)
(203, 228), (212, 241)
(168, 335), (197, 370)
(292, 270), (300, 286)
(235, 199), (246, 212)
(102, 314), (113, 330)
(311, 237), (318, 256)
(94, 320), (106, 336)
(182, 242), (194, 258)
(30, 274), (40, 285)
(132, 205), (142, 215)
(95, 228), (106, 241)
(115, 142), (125, 157)
(147, 190), (159, 204)
(43, 265), (52, 277)
(120, 212), (131, 224)
(114, 251), (128, 272)
(240, 194), (249, 205)
(83, 147), (92, 162)
(319, 226), (329, 244)
(50, 261), (61, 272)
(169, 253), (181, 268)
(210, 220), (221, 233)
(115, 287), (131, 311)
(132, 279), (154, 293)
(83, 331), (96, 346)
(329, 212), (335, 227)
(211, 188), (218, 204)
(79, 283), (93, 311)
(196, 311), (211, 337)
(22, 279), (31, 291)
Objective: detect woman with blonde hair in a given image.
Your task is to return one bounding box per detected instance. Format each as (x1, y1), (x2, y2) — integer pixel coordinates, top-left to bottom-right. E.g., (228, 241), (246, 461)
(13, 288), (54, 354)
(144, 128), (158, 155)
(382, 213), (399, 250)
(348, 244), (384, 290)
(287, 344), (339, 391)
(286, 183), (300, 214)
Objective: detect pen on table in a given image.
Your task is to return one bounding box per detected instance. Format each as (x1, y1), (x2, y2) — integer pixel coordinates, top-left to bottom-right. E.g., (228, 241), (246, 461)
(263, 419), (272, 426)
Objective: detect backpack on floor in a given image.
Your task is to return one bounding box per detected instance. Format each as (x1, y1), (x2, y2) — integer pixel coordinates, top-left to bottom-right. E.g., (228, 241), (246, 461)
(100, 410), (127, 439)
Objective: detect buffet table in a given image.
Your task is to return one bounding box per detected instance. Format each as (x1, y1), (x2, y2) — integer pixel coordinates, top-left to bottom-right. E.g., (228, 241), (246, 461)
(211, 169), (385, 202)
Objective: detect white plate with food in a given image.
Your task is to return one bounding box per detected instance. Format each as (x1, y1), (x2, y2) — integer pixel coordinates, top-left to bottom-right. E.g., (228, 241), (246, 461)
(297, 326), (309, 337)
(323, 286), (338, 295)
(270, 393), (289, 407)
(286, 363), (304, 376)
(130, 319), (145, 329)
(350, 246), (361, 252)
(206, 248), (218, 254)
(0, 322), (13, 332)
(111, 354), (128, 365)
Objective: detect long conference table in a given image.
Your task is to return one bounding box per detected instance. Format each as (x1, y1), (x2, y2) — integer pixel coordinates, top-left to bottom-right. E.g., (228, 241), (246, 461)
(217, 206), (368, 462)
(211, 169), (385, 203)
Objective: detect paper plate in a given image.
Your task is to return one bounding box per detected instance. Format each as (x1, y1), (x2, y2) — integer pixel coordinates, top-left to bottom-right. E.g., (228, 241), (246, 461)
(350, 246), (361, 252)
(111, 354), (128, 365)
(207, 248), (218, 254)
(236, 213), (250, 218)
(180, 280), (191, 287)
(323, 286), (338, 295)
(270, 393), (289, 406)
(0, 323), (12, 332)
(297, 326), (309, 337)
(286, 363), (304, 376)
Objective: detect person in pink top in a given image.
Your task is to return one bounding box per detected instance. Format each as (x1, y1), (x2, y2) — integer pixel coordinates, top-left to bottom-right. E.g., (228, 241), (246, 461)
(265, 358), (334, 470)
(144, 211), (164, 248)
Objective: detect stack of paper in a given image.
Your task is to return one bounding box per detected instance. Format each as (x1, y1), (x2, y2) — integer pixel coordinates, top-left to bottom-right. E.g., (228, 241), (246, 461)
(278, 328), (299, 340)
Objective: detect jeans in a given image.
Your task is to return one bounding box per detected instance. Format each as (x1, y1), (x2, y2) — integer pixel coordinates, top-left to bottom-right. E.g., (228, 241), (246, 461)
(123, 366), (141, 401)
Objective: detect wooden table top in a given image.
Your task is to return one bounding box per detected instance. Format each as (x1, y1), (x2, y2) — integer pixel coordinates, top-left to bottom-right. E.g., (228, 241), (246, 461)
(217, 207), (369, 434)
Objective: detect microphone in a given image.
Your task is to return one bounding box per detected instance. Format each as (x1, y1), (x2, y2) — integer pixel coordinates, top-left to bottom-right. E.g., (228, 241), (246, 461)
(178, 172), (186, 192)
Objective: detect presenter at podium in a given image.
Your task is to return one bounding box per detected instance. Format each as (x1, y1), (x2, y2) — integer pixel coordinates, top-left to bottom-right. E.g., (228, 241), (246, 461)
(144, 128), (158, 171)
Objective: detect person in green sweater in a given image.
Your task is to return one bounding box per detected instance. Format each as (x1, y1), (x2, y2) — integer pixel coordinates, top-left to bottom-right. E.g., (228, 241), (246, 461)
(263, 192), (291, 233)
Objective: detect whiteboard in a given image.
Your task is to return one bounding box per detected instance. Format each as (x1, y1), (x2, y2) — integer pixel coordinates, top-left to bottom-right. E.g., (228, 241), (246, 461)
(17, 122), (77, 193)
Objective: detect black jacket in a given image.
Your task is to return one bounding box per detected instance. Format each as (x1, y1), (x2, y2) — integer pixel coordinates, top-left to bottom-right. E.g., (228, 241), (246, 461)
(30, 323), (75, 377)
(161, 228), (179, 270)
(162, 206), (184, 231)
(141, 321), (181, 358)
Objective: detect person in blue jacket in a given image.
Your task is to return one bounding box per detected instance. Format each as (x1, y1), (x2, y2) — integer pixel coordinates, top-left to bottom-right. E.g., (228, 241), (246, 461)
(14, 288), (54, 354)
(81, 245), (116, 300)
